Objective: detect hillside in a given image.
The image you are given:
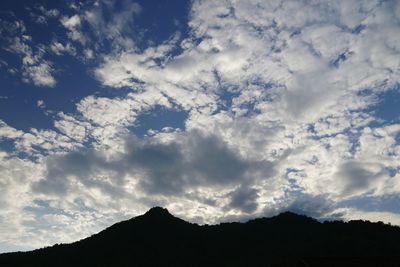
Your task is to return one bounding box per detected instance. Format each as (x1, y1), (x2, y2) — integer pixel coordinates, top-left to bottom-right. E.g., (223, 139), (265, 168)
(1, 207), (400, 266)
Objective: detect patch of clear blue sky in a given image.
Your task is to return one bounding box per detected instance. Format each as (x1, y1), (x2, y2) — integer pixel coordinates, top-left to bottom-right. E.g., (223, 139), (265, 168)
(0, 0), (191, 135)
(131, 105), (188, 137)
(337, 194), (400, 214)
(373, 86), (400, 123)
(0, 139), (15, 153)
(133, 0), (191, 51)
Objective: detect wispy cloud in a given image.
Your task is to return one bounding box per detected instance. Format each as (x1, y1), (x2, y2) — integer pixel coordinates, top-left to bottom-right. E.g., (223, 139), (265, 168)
(1, 20), (57, 87)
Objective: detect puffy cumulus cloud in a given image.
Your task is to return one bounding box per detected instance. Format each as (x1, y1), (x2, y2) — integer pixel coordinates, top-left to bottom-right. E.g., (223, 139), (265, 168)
(0, 120), (24, 140)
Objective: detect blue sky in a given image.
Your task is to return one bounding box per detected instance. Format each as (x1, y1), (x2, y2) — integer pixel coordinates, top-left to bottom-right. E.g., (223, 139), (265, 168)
(1, 0), (400, 252)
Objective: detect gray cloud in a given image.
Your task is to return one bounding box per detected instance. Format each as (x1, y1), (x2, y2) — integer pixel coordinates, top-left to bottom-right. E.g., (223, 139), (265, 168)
(228, 185), (259, 213)
(33, 131), (277, 197)
(33, 150), (126, 196)
(335, 161), (386, 197)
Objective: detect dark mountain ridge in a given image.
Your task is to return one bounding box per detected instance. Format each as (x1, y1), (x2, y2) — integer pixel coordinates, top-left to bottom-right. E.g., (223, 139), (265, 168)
(1, 207), (400, 266)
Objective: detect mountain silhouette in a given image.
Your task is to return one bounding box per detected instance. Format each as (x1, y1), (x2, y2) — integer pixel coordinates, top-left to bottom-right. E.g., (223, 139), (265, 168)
(1, 207), (400, 267)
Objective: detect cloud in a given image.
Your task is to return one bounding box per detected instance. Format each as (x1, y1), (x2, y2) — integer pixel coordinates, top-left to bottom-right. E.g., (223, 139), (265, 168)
(1, 20), (57, 87)
(22, 61), (56, 87)
(33, 150), (121, 196)
(83, 0), (141, 48)
(83, 48), (94, 60)
(54, 113), (90, 143)
(0, 120), (24, 140)
(33, 131), (277, 198)
(334, 161), (387, 197)
(37, 100), (46, 109)
(127, 132), (259, 195)
(0, 119), (84, 157)
(37, 5), (60, 18)
(59, 0), (142, 51)
(0, 151), (45, 252)
(228, 185), (259, 213)
(29, 5), (59, 24)
(50, 41), (76, 56)
(61, 15), (86, 44)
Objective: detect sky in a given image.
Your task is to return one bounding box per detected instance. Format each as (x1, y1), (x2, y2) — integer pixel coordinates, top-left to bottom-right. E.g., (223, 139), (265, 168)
(0, 0), (400, 253)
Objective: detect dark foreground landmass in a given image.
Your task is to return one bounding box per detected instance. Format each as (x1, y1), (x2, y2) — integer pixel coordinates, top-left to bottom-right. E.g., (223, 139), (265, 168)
(1, 207), (400, 267)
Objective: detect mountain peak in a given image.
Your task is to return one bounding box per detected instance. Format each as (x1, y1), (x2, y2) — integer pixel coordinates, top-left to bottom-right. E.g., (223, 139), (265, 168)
(144, 206), (171, 217)
(277, 211), (302, 217)
(274, 211), (319, 224)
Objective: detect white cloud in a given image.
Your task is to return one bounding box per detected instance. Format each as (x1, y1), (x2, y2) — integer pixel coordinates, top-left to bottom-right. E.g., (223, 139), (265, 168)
(37, 5), (60, 18)
(4, 22), (57, 87)
(61, 15), (86, 44)
(77, 96), (137, 127)
(22, 61), (56, 87)
(83, 0), (141, 49)
(83, 48), (94, 59)
(54, 113), (90, 143)
(0, 152), (45, 252)
(59, 0), (142, 51)
(37, 100), (46, 109)
(50, 41), (76, 56)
